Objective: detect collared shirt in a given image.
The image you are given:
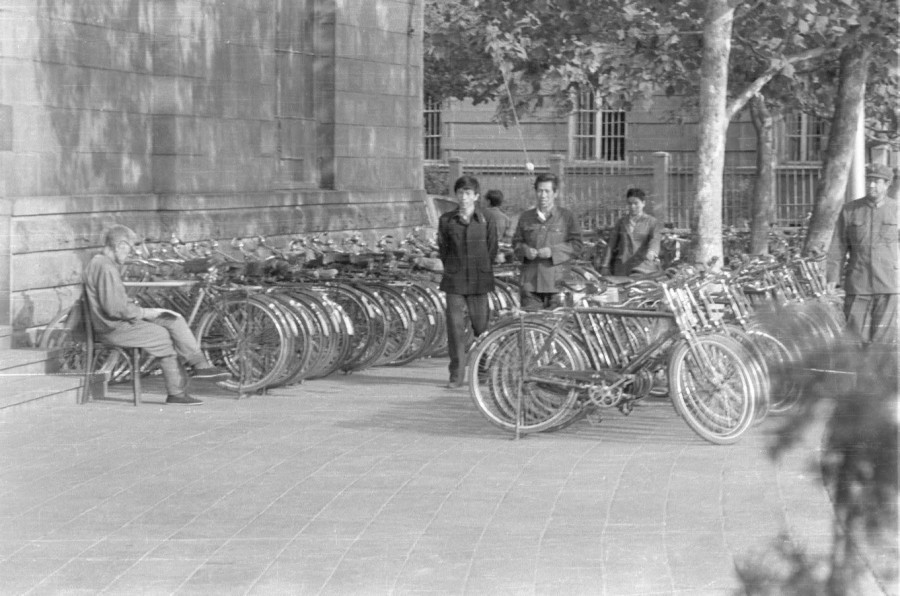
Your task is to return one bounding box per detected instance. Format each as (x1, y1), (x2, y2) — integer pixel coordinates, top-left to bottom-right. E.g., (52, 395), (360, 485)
(600, 212), (661, 276)
(827, 196), (899, 295)
(512, 206), (583, 293)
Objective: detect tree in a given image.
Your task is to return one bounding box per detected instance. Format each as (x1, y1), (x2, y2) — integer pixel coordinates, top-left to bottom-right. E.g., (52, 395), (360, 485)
(423, 0), (899, 260)
(692, 0), (736, 267)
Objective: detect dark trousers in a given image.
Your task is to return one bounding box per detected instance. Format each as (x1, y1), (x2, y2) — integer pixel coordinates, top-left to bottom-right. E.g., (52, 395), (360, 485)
(844, 294), (898, 346)
(520, 290), (563, 310)
(445, 293), (491, 382)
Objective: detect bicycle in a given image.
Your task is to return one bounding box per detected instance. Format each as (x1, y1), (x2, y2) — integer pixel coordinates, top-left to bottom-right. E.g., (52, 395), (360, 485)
(467, 275), (764, 445)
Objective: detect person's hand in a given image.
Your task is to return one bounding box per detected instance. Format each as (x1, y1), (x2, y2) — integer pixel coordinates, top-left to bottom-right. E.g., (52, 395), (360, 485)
(142, 308), (181, 320)
(646, 250), (658, 261)
(536, 247), (552, 259)
(524, 247), (538, 260)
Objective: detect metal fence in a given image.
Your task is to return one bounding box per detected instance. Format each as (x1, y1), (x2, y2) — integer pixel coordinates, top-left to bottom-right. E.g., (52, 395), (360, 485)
(425, 153), (822, 232)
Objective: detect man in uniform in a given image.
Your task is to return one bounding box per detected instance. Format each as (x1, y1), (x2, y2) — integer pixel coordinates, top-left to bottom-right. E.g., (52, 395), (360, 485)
(827, 163), (898, 347)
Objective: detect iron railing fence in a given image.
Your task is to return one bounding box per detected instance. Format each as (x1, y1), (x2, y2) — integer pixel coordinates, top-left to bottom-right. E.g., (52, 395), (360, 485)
(426, 154), (822, 232)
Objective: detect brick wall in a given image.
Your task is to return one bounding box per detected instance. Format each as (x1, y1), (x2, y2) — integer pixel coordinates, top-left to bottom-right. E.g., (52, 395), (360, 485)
(0, 0), (427, 342)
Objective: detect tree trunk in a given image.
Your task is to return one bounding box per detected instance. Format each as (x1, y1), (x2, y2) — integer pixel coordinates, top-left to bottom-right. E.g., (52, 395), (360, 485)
(749, 95), (776, 255)
(691, 0), (735, 268)
(803, 44), (872, 256)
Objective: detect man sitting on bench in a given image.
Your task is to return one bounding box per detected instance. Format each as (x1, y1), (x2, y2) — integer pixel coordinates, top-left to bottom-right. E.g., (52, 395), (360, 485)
(83, 225), (231, 405)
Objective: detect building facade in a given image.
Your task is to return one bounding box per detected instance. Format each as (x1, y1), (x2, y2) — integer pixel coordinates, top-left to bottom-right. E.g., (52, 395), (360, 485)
(0, 0), (426, 341)
(424, 93), (832, 229)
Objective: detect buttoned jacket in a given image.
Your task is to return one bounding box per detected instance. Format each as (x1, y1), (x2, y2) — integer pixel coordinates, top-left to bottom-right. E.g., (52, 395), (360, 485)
(512, 206), (583, 293)
(437, 208), (498, 295)
(827, 196), (899, 295)
(599, 213), (662, 276)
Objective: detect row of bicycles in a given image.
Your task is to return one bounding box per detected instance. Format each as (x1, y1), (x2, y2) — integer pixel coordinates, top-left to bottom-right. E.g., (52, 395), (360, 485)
(40, 230), (843, 445)
(466, 253), (844, 444)
(39, 233), (521, 395)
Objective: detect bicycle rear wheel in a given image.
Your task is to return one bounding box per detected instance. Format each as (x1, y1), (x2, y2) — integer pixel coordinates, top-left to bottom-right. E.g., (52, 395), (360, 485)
(467, 319), (584, 434)
(668, 334), (757, 445)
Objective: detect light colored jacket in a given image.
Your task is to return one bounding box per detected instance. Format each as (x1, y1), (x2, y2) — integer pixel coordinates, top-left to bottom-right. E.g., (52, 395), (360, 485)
(512, 206), (582, 293)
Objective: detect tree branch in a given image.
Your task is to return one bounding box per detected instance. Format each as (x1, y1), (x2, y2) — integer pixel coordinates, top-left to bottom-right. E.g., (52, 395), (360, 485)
(726, 46), (835, 120)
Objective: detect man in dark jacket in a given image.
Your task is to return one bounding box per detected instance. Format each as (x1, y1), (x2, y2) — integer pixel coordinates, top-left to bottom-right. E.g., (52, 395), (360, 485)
(437, 175), (499, 388)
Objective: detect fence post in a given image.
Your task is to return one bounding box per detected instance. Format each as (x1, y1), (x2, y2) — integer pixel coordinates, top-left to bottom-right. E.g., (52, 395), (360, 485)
(448, 156), (463, 187)
(549, 154), (565, 198)
(652, 151), (670, 224)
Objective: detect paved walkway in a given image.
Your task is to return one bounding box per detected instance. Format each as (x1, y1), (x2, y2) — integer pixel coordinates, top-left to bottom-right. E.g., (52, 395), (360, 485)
(0, 358), (893, 595)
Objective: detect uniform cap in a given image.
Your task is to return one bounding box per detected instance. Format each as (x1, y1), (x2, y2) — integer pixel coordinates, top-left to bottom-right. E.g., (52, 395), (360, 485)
(865, 163), (895, 182)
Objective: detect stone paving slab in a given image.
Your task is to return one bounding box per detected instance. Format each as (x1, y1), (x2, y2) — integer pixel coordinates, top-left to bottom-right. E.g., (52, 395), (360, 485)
(0, 358), (894, 595)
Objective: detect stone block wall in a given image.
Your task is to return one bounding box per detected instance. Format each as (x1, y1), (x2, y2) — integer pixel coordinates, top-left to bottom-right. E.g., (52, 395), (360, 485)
(0, 0), (426, 343)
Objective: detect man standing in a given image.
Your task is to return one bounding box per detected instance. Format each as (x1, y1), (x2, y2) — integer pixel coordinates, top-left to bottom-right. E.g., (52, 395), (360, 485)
(83, 225), (231, 405)
(437, 176), (499, 389)
(512, 173), (583, 309)
(596, 188), (662, 277)
(483, 189), (513, 244)
(827, 164), (898, 347)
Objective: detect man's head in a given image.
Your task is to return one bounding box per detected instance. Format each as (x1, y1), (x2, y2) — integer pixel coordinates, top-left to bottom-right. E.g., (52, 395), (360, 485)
(485, 189), (504, 208)
(103, 224), (139, 265)
(865, 164), (894, 201)
(533, 173), (559, 214)
(453, 175), (480, 213)
(625, 187), (647, 217)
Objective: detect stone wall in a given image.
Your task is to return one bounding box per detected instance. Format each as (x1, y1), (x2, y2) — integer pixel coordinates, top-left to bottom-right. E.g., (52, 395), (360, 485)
(0, 0), (426, 343)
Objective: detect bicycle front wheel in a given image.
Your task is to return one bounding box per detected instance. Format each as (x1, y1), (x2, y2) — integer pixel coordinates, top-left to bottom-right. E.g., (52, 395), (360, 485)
(194, 296), (293, 393)
(668, 334), (757, 445)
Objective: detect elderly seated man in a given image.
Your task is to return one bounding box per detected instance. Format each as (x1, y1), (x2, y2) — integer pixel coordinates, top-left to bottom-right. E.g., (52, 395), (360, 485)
(83, 225), (231, 405)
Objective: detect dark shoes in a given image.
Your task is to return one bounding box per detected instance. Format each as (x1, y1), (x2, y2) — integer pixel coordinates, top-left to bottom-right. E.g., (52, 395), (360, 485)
(445, 378), (464, 389)
(166, 394), (203, 406)
(191, 366), (232, 381)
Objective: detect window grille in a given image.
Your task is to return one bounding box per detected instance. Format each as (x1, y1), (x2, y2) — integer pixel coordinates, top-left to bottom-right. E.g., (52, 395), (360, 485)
(424, 95), (442, 161)
(572, 89), (626, 162)
(784, 112), (828, 162)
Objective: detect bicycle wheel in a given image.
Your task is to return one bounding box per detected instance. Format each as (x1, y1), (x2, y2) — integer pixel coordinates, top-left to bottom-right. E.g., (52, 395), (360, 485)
(39, 306), (135, 380)
(385, 284), (441, 366)
(668, 334), (757, 445)
(194, 295), (293, 393)
(745, 325), (802, 414)
(467, 319), (584, 434)
(721, 325), (771, 422)
(368, 283), (417, 366)
(266, 293), (315, 387)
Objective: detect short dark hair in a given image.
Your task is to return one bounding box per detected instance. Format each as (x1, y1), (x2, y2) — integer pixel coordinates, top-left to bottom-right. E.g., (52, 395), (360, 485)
(533, 173), (558, 191)
(484, 189), (504, 207)
(453, 175), (480, 194)
(626, 188), (646, 201)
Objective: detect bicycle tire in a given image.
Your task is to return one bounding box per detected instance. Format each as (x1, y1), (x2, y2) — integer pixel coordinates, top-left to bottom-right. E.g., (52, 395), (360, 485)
(194, 295), (293, 393)
(668, 334), (757, 445)
(467, 318), (584, 434)
(385, 283), (441, 366)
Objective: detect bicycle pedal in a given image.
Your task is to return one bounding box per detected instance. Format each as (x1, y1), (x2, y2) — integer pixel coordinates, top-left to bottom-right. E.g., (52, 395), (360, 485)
(585, 410), (603, 426)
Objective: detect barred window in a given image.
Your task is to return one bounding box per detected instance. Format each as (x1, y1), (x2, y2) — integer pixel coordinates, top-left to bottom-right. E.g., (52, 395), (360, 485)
(424, 95), (442, 161)
(784, 112), (828, 162)
(572, 90), (626, 162)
